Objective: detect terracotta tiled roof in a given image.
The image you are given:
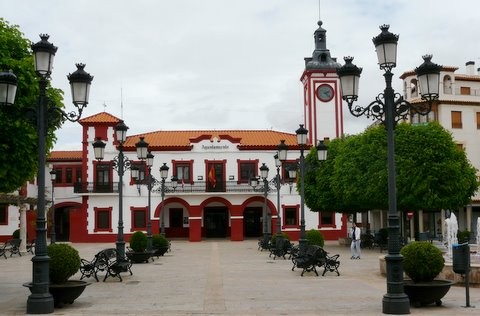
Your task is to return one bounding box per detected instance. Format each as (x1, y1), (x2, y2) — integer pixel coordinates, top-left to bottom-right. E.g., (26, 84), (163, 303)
(79, 112), (121, 124)
(123, 130), (300, 151)
(48, 151), (82, 161)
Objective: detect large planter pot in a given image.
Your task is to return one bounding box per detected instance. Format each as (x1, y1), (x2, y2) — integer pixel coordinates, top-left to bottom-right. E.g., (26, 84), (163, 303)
(152, 246), (169, 257)
(126, 251), (151, 263)
(24, 280), (90, 307)
(403, 279), (454, 307)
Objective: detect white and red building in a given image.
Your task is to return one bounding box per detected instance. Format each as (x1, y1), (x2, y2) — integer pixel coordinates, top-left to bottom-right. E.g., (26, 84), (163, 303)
(1, 20), (350, 244)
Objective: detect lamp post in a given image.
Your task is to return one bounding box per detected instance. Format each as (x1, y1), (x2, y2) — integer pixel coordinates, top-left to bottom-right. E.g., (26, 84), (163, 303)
(49, 169), (57, 244)
(0, 34), (93, 314)
(259, 163), (270, 246)
(135, 137), (154, 252)
(92, 120), (132, 270)
(159, 163), (169, 236)
(337, 25), (441, 315)
(295, 124), (308, 254)
(273, 139), (288, 256)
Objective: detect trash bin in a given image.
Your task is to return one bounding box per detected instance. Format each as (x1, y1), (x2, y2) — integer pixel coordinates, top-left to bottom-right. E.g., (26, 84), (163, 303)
(452, 243), (470, 274)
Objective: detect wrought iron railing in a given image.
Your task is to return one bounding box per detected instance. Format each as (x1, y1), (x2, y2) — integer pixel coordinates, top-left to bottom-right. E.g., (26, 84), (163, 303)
(73, 180), (279, 194)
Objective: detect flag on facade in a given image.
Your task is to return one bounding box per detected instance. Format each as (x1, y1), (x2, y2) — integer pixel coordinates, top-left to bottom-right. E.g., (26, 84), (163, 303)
(208, 166), (216, 188)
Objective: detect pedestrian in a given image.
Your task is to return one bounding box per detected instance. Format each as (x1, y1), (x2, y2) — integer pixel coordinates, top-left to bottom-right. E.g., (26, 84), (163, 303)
(350, 222), (361, 259)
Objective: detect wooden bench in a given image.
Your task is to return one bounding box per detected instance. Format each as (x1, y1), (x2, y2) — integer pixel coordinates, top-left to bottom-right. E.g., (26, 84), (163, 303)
(80, 248), (133, 282)
(291, 245), (340, 276)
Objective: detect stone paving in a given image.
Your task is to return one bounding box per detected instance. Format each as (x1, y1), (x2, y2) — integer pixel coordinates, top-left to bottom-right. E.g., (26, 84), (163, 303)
(0, 240), (479, 315)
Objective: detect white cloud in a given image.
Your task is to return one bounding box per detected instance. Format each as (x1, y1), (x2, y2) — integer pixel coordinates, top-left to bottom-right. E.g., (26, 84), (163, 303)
(2, 0), (479, 149)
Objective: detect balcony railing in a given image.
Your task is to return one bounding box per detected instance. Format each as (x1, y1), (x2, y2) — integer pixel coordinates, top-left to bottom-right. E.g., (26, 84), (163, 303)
(74, 180), (278, 194)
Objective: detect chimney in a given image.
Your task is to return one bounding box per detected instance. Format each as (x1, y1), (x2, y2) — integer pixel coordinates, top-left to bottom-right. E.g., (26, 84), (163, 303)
(466, 61), (475, 75)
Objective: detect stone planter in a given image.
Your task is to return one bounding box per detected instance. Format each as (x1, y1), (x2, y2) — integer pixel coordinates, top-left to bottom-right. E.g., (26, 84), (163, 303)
(126, 251), (151, 263)
(24, 280), (90, 308)
(403, 279), (454, 307)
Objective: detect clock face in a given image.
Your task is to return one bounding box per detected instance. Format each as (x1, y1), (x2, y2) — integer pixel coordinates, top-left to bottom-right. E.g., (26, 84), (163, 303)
(317, 84), (334, 102)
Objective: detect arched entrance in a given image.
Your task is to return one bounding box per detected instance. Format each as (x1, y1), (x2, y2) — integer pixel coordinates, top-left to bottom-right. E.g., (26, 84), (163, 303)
(244, 207), (262, 237)
(49, 202), (81, 242)
(204, 207), (229, 238)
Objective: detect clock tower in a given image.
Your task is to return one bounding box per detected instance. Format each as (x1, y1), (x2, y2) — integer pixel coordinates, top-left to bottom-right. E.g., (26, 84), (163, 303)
(300, 20), (343, 144)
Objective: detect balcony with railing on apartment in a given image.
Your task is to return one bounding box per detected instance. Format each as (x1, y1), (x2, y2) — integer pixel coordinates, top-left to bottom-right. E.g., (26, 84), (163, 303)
(73, 180), (280, 194)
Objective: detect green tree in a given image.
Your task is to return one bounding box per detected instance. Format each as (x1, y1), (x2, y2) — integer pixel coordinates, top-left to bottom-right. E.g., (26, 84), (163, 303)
(0, 18), (64, 193)
(304, 122), (479, 213)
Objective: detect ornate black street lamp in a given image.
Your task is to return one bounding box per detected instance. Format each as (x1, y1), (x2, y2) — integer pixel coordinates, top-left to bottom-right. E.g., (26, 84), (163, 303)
(159, 163), (169, 236)
(135, 137), (154, 252)
(49, 169), (57, 244)
(0, 34), (93, 314)
(295, 124), (308, 254)
(273, 140), (288, 256)
(92, 120), (132, 271)
(337, 25), (441, 315)
(259, 163), (270, 245)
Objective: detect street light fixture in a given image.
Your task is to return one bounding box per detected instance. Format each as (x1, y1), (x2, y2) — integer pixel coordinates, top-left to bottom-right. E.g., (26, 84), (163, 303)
(272, 139), (288, 257)
(0, 34), (93, 314)
(337, 24), (441, 315)
(135, 137), (154, 252)
(49, 169), (57, 244)
(259, 163), (270, 246)
(92, 120), (132, 272)
(295, 124), (308, 254)
(159, 163), (169, 236)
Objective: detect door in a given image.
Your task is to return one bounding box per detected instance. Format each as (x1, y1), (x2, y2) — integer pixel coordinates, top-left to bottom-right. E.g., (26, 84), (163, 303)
(204, 207), (228, 238)
(244, 207), (262, 237)
(206, 162), (225, 192)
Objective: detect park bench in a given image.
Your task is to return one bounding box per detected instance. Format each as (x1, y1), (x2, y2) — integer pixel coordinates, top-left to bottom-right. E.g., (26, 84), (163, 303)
(269, 238), (294, 260)
(0, 239), (22, 258)
(26, 239), (35, 254)
(80, 248), (133, 282)
(291, 245), (340, 276)
(257, 238), (271, 252)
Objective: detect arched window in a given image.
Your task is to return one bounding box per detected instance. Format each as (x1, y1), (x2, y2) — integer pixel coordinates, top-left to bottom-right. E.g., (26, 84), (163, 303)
(410, 79), (418, 98)
(443, 75), (452, 94)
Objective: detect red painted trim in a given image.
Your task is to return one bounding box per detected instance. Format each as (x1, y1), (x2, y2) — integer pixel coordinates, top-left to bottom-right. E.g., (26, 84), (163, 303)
(153, 197), (191, 218)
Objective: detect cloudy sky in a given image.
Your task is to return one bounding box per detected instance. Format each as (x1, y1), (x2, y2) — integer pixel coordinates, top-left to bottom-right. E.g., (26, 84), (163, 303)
(2, 0), (479, 150)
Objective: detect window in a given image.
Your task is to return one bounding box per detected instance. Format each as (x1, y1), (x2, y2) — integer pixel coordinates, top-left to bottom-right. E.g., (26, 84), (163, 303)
(0, 204), (7, 225)
(95, 162), (112, 192)
(319, 211), (334, 227)
(284, 206), (298, 226)
(237, 160), (257, 183)
(477, 112), (480, 129)
(410, 79), (418, 98)
(206, 161), (225, 192)
(443, 76), (452, 94)
(460, 86), (471, 95)
(65, 167), (73, 184)
(282, 161), (298, 183)
(131, 207), (147, 230)
(94, 207), (112, 232)
(51, 165), (82, 187)
(173, 161), (193, 184)
(451, 111), (462, 128)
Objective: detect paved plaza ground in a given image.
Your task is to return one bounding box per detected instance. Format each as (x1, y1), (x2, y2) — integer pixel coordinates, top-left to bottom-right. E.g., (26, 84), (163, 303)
(1, 240), (479, 315)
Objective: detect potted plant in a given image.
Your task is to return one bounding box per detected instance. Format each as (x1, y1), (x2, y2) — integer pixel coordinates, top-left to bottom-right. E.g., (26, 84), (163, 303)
(126, 231), (151, 263)
(152, 234), (170, 257)
(24, 243), (89, 307)
(400, 241), (454, 307)
(306, 229), (325, 247)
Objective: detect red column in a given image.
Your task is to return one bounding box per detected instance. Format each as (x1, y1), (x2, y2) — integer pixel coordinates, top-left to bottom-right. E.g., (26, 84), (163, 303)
(189, 206), (202, 242)
(230, 205), (243, 241)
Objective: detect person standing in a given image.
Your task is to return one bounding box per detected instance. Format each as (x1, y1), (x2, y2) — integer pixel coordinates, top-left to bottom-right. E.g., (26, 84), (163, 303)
(350, 222), (361, 259)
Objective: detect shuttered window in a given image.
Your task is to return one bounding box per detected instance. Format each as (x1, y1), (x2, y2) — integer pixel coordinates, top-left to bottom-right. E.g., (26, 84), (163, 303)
(451, 111), (462, 128)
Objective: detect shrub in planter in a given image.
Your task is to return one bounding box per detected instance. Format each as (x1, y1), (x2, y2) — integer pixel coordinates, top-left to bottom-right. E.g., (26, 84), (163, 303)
(400, 241), (444, 283)
(270, 232), (290, 244)
(12, 229), (20, 239)
(457, 229), (471, 244)
(130, 231), (148, 252)
(47, 243), (81, 284)
(152, 234), (169, 249)
(306, 229), (324, 247)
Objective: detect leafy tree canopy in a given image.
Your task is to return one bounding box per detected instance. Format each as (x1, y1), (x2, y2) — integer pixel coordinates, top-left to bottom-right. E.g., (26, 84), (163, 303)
(304, 122), (478, 214)
(0, 18), (64, 193)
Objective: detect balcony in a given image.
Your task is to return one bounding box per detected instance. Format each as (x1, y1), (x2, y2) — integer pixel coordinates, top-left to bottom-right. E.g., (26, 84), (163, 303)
(74, 181), (278, 194)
